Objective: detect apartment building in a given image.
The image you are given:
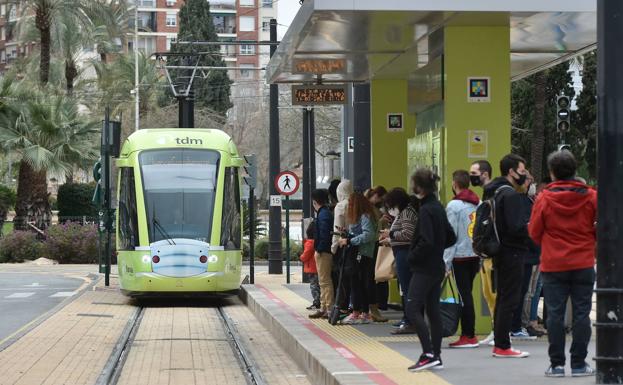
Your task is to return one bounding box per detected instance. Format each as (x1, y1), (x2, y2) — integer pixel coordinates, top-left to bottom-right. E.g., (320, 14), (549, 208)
(0, 1), (37, 72)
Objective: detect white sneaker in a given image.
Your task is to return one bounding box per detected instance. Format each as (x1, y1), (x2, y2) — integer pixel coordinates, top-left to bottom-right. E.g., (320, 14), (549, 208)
(480, 331), (494, 345)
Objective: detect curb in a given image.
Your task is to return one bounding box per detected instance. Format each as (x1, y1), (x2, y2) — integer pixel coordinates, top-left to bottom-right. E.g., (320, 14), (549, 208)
(240, 284), (378, 385)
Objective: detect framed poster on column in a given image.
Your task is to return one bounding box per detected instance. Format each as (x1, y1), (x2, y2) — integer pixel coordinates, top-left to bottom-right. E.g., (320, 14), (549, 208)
(468, 130), (488, 158)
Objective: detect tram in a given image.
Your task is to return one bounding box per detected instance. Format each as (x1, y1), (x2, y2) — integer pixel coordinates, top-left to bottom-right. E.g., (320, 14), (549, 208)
(115, 129), (243, 296)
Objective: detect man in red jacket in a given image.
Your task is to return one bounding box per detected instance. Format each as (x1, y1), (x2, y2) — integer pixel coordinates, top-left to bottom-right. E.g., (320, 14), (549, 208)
(529, 150), (597, 378)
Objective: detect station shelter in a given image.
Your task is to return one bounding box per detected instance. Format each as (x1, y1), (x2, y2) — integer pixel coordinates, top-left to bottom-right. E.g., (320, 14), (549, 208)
(267, 0), (596, 333)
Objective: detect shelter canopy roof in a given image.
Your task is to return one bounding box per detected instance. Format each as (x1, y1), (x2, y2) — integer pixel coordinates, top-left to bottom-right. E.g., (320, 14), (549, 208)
(267, 0), (596, 83)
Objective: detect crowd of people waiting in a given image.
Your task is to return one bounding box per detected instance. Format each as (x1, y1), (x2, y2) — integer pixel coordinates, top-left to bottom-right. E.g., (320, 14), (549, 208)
(300, 150), (597, 377)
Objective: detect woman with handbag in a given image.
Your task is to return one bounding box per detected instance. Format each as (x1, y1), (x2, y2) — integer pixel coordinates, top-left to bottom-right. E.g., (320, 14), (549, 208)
(379, 188), (418, 334)
(338, 192), (378, 325)
(406, 169), (457, 372)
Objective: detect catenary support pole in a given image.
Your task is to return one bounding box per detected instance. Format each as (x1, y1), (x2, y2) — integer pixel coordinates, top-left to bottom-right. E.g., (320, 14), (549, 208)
(103, 107), (111, 287)
(309, 109), (316, 195)
(268, 19), (282, 274)
(302, 108), (310, 218)
(249, 189), (255, 284)
(596, 1), (623, 383)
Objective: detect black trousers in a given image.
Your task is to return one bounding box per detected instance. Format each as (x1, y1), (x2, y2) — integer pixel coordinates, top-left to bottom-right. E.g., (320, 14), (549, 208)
(453, 259), (480, 338)
(351, 256), (375, 313)
(542, 268), (595, 369)
(511, 262), (536, 332)
(406, 271), (444, 356)
(493, 251), (524, 350)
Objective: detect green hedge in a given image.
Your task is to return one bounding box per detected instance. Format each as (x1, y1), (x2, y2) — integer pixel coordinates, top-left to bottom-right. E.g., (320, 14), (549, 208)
(57, 183), (98, 220)
(251, 238), (302, 260)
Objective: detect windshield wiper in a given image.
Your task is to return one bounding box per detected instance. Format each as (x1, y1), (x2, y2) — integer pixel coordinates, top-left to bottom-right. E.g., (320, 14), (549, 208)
(152, 206), (176, 245)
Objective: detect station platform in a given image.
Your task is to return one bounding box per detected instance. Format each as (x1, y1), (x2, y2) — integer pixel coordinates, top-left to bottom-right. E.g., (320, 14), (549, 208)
(243, 271), (597, 385)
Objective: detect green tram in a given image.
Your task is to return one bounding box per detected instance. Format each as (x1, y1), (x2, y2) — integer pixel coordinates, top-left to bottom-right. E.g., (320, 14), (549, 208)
(115, 129), (243, 296)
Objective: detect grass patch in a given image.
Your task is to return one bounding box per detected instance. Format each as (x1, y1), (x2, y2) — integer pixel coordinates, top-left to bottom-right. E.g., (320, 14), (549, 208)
(2, 222), (13, 235)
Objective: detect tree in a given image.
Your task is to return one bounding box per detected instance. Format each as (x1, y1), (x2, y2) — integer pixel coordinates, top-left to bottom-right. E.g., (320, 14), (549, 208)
(0, 80), (99, 231)
(573, 52), (597, 181)
(169, 0), (232, 115)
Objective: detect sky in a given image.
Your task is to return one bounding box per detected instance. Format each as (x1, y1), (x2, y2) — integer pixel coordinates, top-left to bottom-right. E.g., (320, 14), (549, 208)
(277, 1), (300, 38)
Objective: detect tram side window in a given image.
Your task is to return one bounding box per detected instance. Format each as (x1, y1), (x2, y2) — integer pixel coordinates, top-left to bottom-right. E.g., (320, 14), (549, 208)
(220, 167), (241, 249)
(118, 168), (140, 250)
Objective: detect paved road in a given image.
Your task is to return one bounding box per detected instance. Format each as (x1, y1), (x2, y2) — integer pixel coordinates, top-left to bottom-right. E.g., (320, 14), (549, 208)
(0, 272), (84, 343)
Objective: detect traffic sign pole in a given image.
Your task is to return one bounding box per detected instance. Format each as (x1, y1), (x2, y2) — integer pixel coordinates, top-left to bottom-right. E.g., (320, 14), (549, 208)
(275, 170), (300, 285)
(285, 195), (290, 284)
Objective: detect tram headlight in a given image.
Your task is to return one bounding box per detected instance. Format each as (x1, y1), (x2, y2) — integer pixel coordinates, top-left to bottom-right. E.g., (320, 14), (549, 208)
(208, 255), (218, 263)
(199, 255), (208, 264)
(152, 255), (160, 263)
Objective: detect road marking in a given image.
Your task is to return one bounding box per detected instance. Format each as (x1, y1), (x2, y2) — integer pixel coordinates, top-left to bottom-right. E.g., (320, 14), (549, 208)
(23, 283), (44, 287)
(5, 292), (35, 299)
(50, 291), (77, 298)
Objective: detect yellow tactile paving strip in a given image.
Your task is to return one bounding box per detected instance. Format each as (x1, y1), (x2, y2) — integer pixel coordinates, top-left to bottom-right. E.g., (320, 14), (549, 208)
(262, 284), (451, 385)
(0, 278), (135, 385)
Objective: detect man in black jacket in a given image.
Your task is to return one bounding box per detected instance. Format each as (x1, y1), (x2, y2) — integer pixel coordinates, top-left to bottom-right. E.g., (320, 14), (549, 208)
(488, 154), (531, 358)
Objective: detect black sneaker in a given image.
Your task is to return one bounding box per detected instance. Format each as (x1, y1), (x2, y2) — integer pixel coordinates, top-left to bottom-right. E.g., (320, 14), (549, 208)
(306, 303), (320, 310)
(432, 356), (444, 370)
(408, 354), (441, 372)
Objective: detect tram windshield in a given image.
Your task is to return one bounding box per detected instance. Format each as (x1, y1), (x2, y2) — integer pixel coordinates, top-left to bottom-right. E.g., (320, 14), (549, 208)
(139, 149), (219, 244)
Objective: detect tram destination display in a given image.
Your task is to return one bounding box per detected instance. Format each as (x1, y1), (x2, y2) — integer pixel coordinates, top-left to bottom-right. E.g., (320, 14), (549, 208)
(292, 85), (347, 105)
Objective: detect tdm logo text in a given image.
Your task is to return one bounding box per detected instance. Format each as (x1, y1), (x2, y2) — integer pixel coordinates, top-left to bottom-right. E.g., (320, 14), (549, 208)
(176, 137), (203, 145)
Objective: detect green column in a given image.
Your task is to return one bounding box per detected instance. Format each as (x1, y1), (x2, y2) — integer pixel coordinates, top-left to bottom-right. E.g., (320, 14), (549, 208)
(370, 79), (415, 189)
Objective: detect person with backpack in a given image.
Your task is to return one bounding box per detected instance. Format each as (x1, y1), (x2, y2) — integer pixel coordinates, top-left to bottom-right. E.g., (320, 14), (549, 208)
(469, 160), (497, 346)
(301, 222), (321, 310)
(478, 154), (531, 358)
(309, 189), (335, 319)
(406, 169), (456, 372)
(379, 187), (418, 334)
(443, 170), (481, 348)
(529, 150), (597, 377)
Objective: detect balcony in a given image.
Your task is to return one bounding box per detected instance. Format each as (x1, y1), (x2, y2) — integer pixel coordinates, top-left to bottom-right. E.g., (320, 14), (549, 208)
(214, 15), (236, 35)
(129, 12), (157, 32)
(211, 0), (236, 11)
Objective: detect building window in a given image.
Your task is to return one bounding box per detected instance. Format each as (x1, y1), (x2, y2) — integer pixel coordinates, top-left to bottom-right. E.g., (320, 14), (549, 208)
(239, 64), (254, 79)
(166, 36), (177, 51)
(240, 0), (254, 6)
(239, 16), (255, 32)
(166, 12), (177, 27)
(240, 44), (255, 55)
(0, 5), (5, 18)
(1, 27), (4, 41)
(262, 0), (272, 7)
(138, 0), (155, 6)
(0, 51), (5, 64)
(262, 17), (271, 32)
(166, 0), (177, 6)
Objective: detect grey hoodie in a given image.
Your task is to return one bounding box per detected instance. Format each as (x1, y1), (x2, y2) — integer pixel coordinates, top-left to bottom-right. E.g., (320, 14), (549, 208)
(331, 180), (353, 254)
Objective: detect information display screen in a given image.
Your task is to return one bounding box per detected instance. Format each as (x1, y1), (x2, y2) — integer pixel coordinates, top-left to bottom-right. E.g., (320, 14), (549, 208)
(292, 85), (347, 105)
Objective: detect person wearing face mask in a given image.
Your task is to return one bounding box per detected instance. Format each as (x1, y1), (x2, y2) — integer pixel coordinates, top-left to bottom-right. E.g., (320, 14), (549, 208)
(379, 188), (418, 334)
(309, 189), (335, 319)
(405, 169), (456, 372)
(486, 154), (531, 358)
(443, 170), (481, 348)
(470, 160), (497, 346)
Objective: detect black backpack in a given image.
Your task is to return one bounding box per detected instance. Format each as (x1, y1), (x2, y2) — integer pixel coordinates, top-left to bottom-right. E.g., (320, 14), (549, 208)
(472, 186), (512, 258)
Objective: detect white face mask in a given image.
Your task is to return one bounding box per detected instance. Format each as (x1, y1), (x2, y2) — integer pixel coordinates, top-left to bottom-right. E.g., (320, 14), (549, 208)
(388, 207), (400, 217)
(528, 183), (537, 197)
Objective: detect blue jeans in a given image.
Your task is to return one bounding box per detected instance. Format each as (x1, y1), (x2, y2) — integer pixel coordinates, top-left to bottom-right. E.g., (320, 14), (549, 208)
(542, 268), (595, 369)
(392, 245), (411, 320)
(530, 272), (543, 321)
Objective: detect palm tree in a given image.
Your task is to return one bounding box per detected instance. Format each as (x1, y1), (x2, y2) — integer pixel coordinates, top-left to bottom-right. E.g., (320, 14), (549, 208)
(0, 79), (100, 231)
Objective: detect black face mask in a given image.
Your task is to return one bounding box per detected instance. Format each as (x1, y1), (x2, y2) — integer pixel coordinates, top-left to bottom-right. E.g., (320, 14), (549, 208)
(470, 175), (482, 187)
(512, 171), (527, 187)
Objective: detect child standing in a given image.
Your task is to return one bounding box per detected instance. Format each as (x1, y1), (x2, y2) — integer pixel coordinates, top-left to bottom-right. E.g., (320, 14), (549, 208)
(301, 222), (320, 310)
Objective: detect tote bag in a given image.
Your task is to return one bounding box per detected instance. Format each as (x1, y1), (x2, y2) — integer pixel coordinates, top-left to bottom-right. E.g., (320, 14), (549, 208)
(440, 273), (463, 338)
(374, 245), (396, 282)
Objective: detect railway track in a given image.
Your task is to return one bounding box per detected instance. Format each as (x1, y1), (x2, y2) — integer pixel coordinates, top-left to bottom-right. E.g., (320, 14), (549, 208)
(97, 303), (266, 385)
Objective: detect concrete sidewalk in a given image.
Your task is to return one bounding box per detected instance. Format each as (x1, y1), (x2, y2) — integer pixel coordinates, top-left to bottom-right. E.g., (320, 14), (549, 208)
(243, 271), (597, 385)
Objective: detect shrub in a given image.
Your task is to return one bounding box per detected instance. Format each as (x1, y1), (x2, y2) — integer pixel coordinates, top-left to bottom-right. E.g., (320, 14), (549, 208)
(0, 184), (16, 237)
(0, 231), (43, 263)
(44, 222), (98, 264)
(254, 238), (270, 259)
(252, 238), (302, 261)
(57, 183), (98, 221)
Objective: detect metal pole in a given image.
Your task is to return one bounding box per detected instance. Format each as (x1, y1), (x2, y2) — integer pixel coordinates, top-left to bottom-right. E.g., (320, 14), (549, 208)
(302, 108), (310, 218)
(596, 1), (623, 382)
(134, 0), (139, 132)
(268, 19), (282, 274)
(249, 189), (255, 284)
(285, 195), (290, 284)
(309, 109), (316, 194)
(103, 107), (111, 287)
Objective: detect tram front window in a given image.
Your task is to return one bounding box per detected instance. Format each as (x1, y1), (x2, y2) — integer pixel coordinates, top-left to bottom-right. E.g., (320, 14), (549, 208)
(140, 149), (219, 244)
